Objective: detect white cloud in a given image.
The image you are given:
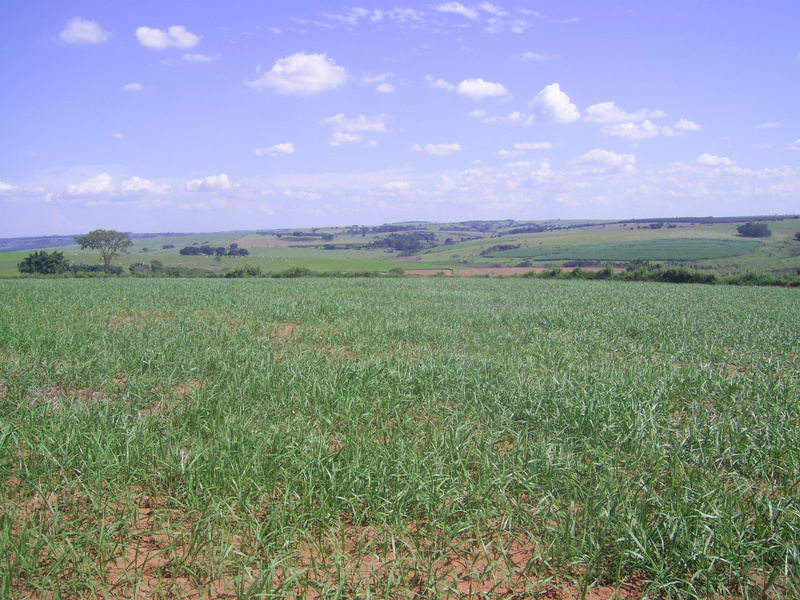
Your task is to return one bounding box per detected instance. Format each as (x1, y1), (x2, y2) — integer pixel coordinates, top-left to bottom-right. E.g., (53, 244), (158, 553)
(600, 118), (700, 139)
(121, 176), (170, 194)
(255, 143), (295, 157)
(246, 52), (347, 95)
(122, 83), (143, 92)
(520, 52), (556, 61)
(601, 120), (661, 140)
(787, 139), (800, 151)
(136, 25), (201, 49)
(529, 83), (580, 124)
(457, 78), (508, 100)
(66, 173), (115, 195)
(186, 173), (232, 191)
(663, 119), (700, 136)
(182, 53), (217, 63)
(756, 121), (781, 129)
(382, 181), (411, 191)
(0, 181), (15, 191)
(412, 143), (462, 155)
(436, 2), (480, 19)
(322, 114), (388, 146)
(584, 102), (666, 124)
(515, 142), (553, 151)
(329, 132), (364, 146)
(571, 149), (636, 174)
(361, 72), (395, 93)
(695, 154), (736, 167)
(321, 114), (388, 132)
(322, 8), (424, 26)
(428, 76), (456, 91)
(60, 18), (109, 44)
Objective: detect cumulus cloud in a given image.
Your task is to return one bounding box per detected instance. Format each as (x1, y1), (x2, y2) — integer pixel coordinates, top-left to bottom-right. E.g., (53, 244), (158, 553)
(529, 83), (580, 124)
(60, 18), (109, 44)
(787, 139), (800, 151)
(246, 52), (347, 95)
(412, 143), (462, 155)
(601, 120), (661, 140)
(601, 118), (700, 139)
(66, 173), (115, 195)
(136, 25), (201, 49)
(122, 83), (143, 92)
(255, 143), (295, 157)
(376, 83), (395, 93)
(584, 102), (666, 124)
(757, 121), (782, 129)
(0, 181), (16, 191)
(571, 149), (636, 174)
(186, 173), (232, 191)
(436, 2), (480, 19)
(457, 78), (508, 100)
(121, 176), (170, 194)
(694, 154), (736, 167)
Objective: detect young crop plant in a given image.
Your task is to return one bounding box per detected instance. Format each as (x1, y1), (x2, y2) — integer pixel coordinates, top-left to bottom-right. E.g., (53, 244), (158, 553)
(0, 277), (798, 598)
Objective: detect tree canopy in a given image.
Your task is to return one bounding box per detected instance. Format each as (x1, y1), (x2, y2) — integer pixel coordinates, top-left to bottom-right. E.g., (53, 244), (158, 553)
(74, 229), (133, 273)
(736, 222), (772, 238)
(18, 250), (69, 275)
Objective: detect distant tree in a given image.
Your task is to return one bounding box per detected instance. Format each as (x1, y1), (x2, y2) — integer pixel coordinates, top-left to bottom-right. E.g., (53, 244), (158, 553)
(18, 250), (69, 275)
(162, 244), (175, 250)
(75, 229), (133, 273)
(229, 242), (239, 251)
(737, 222), (772, 238)
(794, 232), (800, 241)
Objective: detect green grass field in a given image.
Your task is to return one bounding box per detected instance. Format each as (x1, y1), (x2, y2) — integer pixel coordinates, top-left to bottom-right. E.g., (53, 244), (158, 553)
(1, 278), (798, 598)
(485, 238), (761, 261)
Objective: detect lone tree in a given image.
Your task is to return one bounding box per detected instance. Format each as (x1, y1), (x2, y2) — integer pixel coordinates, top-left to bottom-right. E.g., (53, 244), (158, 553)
(18, 250), (69, 275)
(75, 229), (133, 273)
(737, 222), (772, 238)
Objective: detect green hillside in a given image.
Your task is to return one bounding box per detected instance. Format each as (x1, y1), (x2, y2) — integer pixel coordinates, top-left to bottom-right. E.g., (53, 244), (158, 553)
(2, 216), (799, 277)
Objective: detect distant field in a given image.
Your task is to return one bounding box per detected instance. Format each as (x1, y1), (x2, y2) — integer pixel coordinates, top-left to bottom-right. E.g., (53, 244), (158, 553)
(487, 238), (761, 261)
(1, 278), (798, 598)
(2, 216), (799, 277)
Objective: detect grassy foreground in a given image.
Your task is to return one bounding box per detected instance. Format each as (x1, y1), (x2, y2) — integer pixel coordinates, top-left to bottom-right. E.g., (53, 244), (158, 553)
(0, 278), (798, 599)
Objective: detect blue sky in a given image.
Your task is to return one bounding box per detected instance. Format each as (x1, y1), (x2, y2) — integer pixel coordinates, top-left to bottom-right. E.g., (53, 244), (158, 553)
(2, 1), (799, 237)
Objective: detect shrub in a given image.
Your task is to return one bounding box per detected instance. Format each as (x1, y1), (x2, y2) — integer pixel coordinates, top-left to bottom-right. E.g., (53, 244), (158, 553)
(737, 222), (771, 238)
(18, 250), (68, 275)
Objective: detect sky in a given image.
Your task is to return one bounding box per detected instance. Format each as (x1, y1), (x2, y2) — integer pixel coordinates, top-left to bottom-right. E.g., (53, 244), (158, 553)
(2, 1), (799, 237)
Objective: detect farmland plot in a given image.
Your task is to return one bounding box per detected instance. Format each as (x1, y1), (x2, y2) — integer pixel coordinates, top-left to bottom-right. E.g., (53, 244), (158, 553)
(0, 278), (798, 599)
